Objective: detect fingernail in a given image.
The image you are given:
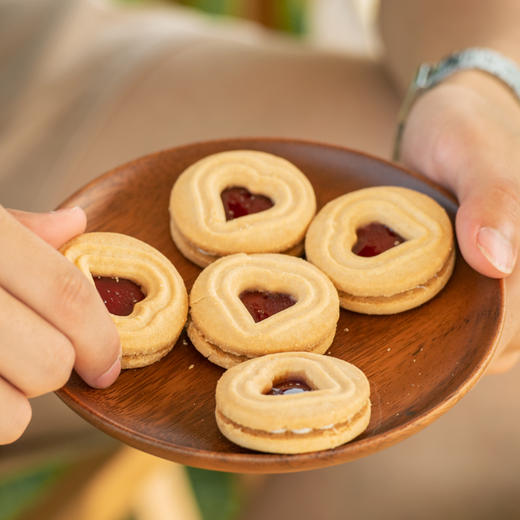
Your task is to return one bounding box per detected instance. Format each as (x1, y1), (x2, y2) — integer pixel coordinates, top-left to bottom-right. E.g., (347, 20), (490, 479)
(477, 227), (515, 274)
(52, 206), (83, 215)
(91, 357), (121, 389)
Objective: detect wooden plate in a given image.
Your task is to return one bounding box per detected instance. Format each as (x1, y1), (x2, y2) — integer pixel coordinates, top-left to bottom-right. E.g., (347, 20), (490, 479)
(56, 138), (504, 474)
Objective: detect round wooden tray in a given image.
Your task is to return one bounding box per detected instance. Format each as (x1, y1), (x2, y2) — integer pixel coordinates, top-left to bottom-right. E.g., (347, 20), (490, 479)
(56, 138), (504, 474)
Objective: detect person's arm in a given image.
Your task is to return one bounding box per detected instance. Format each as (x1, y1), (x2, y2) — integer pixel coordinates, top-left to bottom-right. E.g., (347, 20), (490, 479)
(379, 0), (520, 92)
(0, 207), (121, 444)
(379, 1), (520, 371)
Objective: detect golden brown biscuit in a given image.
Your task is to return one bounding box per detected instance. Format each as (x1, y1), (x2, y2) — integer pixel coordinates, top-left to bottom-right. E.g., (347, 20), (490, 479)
(188, 253), (340, 368)
(169, 150), (316, 267)
(215, 352), (371, 454)
(61, 232), (188, 368)
(305, 186), (455, 314)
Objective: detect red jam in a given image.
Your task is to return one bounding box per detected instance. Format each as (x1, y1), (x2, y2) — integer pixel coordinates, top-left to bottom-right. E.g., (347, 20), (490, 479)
(93, 276), (145, 316)
(352, 222), (405, 257)
(239, 290), (296, 323)
(221, 186), (273, 221)
(266, 379), (312, 395)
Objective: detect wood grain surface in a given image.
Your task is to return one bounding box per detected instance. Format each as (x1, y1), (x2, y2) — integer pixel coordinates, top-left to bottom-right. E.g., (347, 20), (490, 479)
(56, 138), (504, 474)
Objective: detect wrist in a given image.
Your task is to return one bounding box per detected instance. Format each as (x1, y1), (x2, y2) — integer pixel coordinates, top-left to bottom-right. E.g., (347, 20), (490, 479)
(401, 70), (520, 192)
(394, 48), (520, 162)
(442, 69), (520, 115)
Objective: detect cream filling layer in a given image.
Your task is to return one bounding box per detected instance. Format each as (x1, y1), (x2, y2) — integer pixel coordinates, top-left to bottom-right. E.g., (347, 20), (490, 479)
(172, 217), (304, 259)
(191, 321), (333, 361)
(216, 403), (369, 438)
(339, 248), (454, 303)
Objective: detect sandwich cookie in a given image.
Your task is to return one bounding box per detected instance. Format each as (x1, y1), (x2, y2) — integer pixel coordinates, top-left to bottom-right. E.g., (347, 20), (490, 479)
(215, 352), (371, 454)
(169, 150), (316, 267)
(61, 232), (188, 368)
(305, 186), (455, 314)
(188, 253), (339, 368)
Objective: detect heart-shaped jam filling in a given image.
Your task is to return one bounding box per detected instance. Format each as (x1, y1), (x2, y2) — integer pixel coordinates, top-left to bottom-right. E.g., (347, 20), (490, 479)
(221, 186), (274, 221)
(352, 222), (405, 257)
(266, 378), (313, 395)
(239, 290), (296, 323)
(93, 276), (145, 316)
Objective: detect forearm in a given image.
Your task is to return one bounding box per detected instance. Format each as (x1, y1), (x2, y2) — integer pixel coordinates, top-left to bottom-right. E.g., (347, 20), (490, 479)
(378, 0), (520, 93)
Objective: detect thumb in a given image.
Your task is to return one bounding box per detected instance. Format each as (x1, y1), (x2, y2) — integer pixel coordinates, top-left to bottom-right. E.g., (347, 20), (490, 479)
(7, 207), (87, 249)
(398, 82), (520, 279)
(455, 178), (520, 278)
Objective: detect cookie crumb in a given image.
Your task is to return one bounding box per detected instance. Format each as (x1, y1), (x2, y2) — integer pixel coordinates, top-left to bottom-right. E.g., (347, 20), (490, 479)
(344, 327), (349, 332)
(386, 347), (391, 352)
(188, 364), (194, 370)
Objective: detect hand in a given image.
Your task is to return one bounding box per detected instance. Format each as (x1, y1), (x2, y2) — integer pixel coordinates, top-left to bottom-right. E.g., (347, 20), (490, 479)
(400, 71), (520, 372)
(0, 206), (121, 444)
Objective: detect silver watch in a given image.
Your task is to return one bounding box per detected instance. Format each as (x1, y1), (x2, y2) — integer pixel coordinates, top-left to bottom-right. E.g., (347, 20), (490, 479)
(393, 48), (520, 161)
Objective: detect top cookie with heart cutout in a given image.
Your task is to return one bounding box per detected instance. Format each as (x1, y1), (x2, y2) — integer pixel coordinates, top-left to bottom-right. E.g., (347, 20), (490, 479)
(215, 351), (371, 454)
(187, 253), (340, 368)
(305, 186), (455, 314)
(169, 150), (316, 267)
(60, 232), (188, 368)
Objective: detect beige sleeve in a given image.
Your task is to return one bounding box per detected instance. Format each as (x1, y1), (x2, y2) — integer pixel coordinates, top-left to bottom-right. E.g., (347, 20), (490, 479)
(0, 0), (398, 211)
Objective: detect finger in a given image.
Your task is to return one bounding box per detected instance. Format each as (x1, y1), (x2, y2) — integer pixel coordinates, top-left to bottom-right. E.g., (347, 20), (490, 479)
(0, 377), (31, 445)
(455, 177), (520, 278)
(487, 350), (520, 374)
(7, 207), (87, 249)
(0, 286), (75, 397)
(486, 265), (520, 373)
(0, 207), (121, 388)
(400, 85), (520, 279)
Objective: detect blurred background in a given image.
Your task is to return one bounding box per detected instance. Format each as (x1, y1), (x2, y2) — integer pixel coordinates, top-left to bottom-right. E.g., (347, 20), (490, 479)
(1, 0), (520, 519)
(116, 0), (379, 53)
